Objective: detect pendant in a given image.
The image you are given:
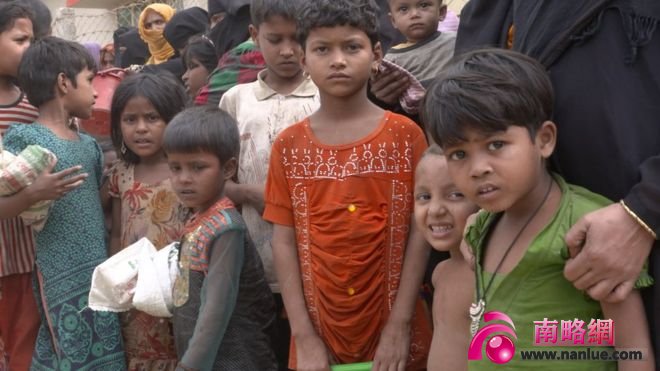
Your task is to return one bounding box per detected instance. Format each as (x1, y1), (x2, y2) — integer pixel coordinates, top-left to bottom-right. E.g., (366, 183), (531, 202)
(469, 299), (485, 337)
(173, 228), (201, 307)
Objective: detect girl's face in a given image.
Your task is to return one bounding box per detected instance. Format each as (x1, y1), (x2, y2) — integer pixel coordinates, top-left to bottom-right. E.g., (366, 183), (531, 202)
(168, 151), (237, 213)
(414, 154), (478, 252)
(182, 57), (210, 98)
(120, 96), (167, 162)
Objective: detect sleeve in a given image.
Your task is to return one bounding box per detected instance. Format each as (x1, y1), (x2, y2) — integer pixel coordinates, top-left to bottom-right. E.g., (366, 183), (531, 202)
(218, 87), (238, 119)
(262, 139), (294, 226)
(179, 230), (245, 371)
(623, 155), (660, 238)
(2, 126), (29, 155)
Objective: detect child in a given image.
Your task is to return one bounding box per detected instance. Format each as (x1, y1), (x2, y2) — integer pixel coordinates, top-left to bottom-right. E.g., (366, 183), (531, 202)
(0, 4), (40, 369)
(384, 0), (455, 83)
(219, 0), (318, 367)
(107, 73), (188, 370)
(423, 48), (654, 370)
(3, 36), (125, 370)
(163, 105), (277, 370)
(263, 0), (431, 369)
(182, 35), (218, 99)
(413, 145), (478, 371)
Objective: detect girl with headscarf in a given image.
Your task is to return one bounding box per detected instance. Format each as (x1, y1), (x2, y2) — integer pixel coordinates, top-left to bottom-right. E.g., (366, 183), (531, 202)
(138, 3), (176, 65)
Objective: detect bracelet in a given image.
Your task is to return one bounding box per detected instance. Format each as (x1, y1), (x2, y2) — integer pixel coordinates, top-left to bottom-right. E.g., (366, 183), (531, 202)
(619, 200), (657, 240)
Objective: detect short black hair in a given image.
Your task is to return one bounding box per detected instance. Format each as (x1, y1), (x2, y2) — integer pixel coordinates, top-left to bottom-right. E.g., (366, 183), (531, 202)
(18, 36), (97, 107)
(182, 35), (218, 73)
(0, 1), (34, 35)
(297, 0), (380, 48)
(163, 105), (239, 165)
(110, 72), (188, 164)
(250, 0), (298, 28)
(422, 48), (554, 148)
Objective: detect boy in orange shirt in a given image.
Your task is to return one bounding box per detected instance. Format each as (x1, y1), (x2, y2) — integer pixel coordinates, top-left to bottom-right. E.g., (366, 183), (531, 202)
(263, 0), (431, 369)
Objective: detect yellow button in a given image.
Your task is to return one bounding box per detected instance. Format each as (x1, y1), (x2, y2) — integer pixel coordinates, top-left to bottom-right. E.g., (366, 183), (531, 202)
(347, 287), (355, 296)
(347, 204), (357, 212)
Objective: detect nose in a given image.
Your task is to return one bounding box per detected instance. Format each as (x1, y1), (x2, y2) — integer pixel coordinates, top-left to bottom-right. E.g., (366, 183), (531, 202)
(428, 199), (447, 217)
(330, 50), (346, 69)
(135, 118), (149, 133)
(468, 154), (493, 178)
(280, 41), (296, 58)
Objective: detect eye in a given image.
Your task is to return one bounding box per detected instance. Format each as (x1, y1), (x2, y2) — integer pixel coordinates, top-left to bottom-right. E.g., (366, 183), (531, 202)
(192, 163), (207, 171)
(415, 192), (431, 202)
(398, 6), (409, 12)
(121, 116), (135, 124)
(266, 37), (282, 44)
(420, 2), (431, 9)
(314, 46), (328, 54)
(448, 150), (465, 161)
(345, 43), (362, 53)
(447, 191), (465, 201)
(488, 141), (504, 151)
(168, 164), (181, 172)
(147, 114), (161, 122)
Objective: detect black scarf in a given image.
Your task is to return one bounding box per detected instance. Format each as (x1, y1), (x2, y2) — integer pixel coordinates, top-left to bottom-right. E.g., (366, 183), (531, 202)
(207, 4), (251, 58)
(163, 7), (208, 51)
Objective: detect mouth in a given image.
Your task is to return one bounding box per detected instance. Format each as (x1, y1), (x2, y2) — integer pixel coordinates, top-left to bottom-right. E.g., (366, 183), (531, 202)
(428, 223), (454, 238)
(476, 184), (499, 199)
(328, 72), (350, 80)
(133, 138), (153, 147)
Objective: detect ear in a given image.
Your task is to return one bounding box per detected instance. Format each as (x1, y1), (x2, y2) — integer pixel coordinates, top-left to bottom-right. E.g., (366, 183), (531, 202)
(439, 4), (448, 21)
(536, 121), (557, 159)
(222, 157), (238, 181)
(248, 24), (259, 46)
(389, 12), (398, 29)
(56, 72), (69, 95)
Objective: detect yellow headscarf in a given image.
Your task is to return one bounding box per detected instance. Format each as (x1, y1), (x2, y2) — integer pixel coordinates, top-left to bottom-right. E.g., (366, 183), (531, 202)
(138, 4), (176, 65)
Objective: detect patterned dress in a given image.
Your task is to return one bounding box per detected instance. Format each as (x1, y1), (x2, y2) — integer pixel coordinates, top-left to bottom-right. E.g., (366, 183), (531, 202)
(263, 111), (432, 369)
(3, 123), (125, 371)
(108, 162), (187, 371)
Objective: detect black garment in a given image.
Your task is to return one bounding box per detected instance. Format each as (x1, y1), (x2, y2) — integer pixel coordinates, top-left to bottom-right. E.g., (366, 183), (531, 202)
(163, 6), (208, 52)
(207, 4), (251, 59)
(207, 0), (250, 17)
(375, 0), (405, 53)
(114, 27), (149, 68)
(457, 0), (660, 362)
(141, 58), (185, 80)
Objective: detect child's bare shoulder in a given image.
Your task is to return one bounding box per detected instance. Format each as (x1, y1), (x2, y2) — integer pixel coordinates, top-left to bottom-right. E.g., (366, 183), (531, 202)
(432, 257), (473, 289)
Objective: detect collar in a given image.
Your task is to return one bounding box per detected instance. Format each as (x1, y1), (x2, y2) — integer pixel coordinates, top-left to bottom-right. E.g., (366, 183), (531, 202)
(253, 69), (317, 101)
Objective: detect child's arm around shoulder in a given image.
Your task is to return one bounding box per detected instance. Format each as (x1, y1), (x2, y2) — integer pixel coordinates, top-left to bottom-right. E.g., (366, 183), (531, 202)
(600, 289), (655, 370)
(178, 229), (245, 371)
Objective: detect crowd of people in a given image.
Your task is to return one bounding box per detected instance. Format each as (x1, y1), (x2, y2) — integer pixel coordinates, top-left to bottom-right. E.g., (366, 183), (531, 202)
(0, 0), (657, 370)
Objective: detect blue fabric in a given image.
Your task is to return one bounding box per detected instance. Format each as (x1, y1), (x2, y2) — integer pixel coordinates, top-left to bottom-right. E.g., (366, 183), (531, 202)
(3, 124), (125, 371)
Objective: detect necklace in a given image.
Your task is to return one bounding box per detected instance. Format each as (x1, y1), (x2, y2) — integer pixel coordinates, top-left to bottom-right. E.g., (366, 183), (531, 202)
(469, 178), (554, 336)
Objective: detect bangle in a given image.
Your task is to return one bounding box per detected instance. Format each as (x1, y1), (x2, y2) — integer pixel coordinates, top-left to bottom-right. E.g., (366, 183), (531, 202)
(619, 200), (657, 240)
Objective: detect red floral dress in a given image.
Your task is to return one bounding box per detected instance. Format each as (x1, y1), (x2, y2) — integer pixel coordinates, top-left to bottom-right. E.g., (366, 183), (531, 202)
(109, 162), (188, 370)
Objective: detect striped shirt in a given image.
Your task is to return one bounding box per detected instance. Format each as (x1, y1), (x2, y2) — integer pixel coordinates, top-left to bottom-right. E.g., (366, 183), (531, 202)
(0, 92), (39, 276)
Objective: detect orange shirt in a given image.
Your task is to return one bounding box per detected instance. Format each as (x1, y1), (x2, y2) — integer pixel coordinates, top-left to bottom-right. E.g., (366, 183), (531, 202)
(264, 111), (431, 369)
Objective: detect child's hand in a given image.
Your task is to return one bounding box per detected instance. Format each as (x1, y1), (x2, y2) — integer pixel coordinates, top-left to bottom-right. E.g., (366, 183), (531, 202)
(27, 159), (88, 202)
(373, 320), (410, 371)
(460, 212), (479, 269)
(370, 69), (410, 105)
(295, 332), (331, 371)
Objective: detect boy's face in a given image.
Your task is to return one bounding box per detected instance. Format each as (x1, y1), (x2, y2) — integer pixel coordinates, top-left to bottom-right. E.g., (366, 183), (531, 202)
(389, 0), (445, 43)
(414, 154), (477, 252)
(168, 151), (237, 213)
(250, 15), (303, 82)
(302, 25), (382, 99)
(62, 67), (97, 120)
(0, 18), (33, 77)
(441, 124), (556, 213)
